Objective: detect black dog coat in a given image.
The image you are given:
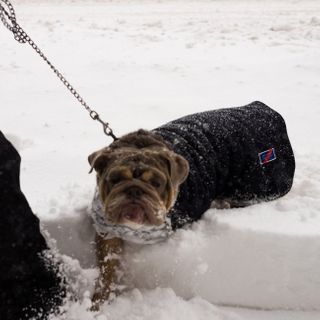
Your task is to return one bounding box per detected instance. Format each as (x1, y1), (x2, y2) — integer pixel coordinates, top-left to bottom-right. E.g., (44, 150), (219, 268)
(153, 101), (295, 229)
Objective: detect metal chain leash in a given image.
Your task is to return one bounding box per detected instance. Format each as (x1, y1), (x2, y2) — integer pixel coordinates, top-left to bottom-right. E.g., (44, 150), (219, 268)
(0, 0), (117, 141)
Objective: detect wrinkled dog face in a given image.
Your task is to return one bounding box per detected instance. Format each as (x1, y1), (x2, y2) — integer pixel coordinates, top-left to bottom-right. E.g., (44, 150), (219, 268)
(89, 130), (189, 228)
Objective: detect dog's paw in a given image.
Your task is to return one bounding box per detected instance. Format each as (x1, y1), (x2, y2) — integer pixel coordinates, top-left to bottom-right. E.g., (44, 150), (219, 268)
(211, 198), (254, 209)
(90, 296), (102, 311)
(91, 279), (122, 311)
(90, 287), (111, 311)
(211, 199), (231, 209)
(90, 292), (106, 311)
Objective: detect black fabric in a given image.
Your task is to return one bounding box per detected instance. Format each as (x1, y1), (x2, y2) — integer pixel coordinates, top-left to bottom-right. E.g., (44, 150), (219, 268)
(0, 132), (65, 320)
(153, 101), (295, 229)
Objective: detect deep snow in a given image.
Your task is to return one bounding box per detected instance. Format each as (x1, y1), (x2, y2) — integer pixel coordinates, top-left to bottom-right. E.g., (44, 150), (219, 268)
(1, 0), (320, 319)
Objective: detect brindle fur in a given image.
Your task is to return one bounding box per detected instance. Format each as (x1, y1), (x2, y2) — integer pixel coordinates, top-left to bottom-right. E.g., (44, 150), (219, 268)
(91, 236), (123, 310)
(89, 130), (189, 309)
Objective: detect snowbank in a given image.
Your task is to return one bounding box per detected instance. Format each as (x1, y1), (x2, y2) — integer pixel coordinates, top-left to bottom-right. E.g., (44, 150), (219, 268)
(42, 153), (320, 313)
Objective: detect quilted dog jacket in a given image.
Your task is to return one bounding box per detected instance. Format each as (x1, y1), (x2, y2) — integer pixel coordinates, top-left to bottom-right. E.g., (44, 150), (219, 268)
(153, 101), (295, 229)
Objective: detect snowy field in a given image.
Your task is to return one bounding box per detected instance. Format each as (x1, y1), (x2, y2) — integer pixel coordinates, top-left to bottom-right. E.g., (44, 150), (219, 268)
(1, 0), (320, 319)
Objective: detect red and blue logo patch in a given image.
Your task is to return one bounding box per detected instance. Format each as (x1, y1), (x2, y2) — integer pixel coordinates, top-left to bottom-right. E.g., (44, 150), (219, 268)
(258, 148), (276, 165)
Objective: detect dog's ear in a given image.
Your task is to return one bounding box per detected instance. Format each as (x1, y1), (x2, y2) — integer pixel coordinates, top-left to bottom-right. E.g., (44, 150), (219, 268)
(162, 151), (189, 187)
(88, 148), (112, 174)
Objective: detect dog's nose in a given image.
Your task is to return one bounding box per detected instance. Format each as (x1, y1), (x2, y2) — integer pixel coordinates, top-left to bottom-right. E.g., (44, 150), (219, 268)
(126, 187), (143, 198)
(133, 168), (144, 179)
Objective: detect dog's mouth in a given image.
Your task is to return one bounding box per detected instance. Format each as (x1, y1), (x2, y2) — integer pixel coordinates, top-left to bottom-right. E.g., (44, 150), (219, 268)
(120, 203), (146, 224)
(105, 192), (167, 228)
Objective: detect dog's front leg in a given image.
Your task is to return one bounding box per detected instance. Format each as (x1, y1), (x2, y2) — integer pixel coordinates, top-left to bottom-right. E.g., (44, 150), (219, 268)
(91, 234), (123, 310)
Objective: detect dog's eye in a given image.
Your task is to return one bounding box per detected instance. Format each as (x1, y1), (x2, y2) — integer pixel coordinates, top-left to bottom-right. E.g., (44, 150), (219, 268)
(109, 176), (122, 185)
(150, 179), (161, 189)
(107, 168), (133, 186)
(107, 173), (123, 186)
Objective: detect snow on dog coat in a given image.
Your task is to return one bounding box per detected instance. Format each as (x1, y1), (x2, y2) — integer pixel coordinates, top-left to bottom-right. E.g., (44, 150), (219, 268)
(152, 101), (295, 230)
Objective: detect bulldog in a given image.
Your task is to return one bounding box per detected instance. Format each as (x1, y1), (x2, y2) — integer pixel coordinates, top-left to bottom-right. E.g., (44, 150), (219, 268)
(88, 101), (295, 308)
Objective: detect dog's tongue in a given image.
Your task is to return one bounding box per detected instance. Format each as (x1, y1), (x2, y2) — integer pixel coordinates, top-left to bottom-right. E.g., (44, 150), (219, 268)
(121, 204), (145, 224)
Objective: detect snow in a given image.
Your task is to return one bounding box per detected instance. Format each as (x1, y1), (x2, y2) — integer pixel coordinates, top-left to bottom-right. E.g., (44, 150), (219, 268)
(1, 0), (320, 319)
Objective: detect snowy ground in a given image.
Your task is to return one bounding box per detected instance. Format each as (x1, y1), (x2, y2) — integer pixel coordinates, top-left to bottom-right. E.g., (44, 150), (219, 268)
(1, 0), (320, 319)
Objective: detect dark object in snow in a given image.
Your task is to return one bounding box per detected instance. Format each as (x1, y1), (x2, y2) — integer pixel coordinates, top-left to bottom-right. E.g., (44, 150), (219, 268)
(153, 101), (295, 229)
(0, 132), (65, 320)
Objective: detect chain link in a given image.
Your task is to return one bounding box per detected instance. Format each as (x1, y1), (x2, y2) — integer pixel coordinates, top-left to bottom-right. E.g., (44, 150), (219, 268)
(0, 0), (117, 140)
